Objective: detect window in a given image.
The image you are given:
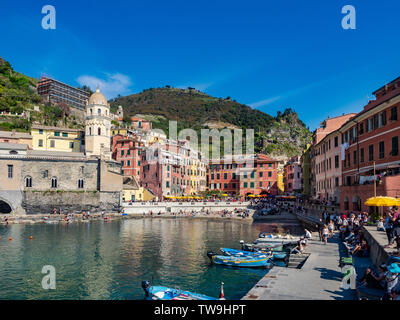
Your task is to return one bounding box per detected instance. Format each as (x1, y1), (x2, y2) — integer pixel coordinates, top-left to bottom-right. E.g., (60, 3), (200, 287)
(250, 171), (255, 179)
(360, 148), (364, 163)
(121, 161), (124, 166)
(367, 118), (373, 132)
(390, 106), (398, 121)
(335, 155), (339, 168)
(78, 179), (84, 189)
(7, 165), (13, 178)
(98, 128), (101, 135)
(39, 129), (43, 135)
(211, 174), (214, 180)
(217, 174), (220, 180)
(54, 131), (60, 137)
(379, 141), (385, 159)
(334, 136), (338, 147)
(89, 127), (92, 135)
(268, 171), (272, 177)
(127, 160), (131, 166)
(98, 109), (101, 115)
(224, 183), (228, 189)
(50, 140), (55, 148)
(250, 182), (254, 188)
(38, 139), (43, 147)
(51, 177), (57, 188)
(259, 182), (263, 187)
(25, 176), (32, 188)
(369, 145), (374, 161)
(359, 123), (364, 135)
(335, 177), (339, 187)
(232, 173), (236, 179)
(69, 142), (74, 149)
(224, 173), (228, 179)
(62, 132), (68, 137)
(392, 136), (399, 156)
(138, 161), (140, 166)
(259, 172), (263, 177)
(121, 150), (124, 156)
(268, 163), (272, 168)
(244, 182), (248, 188)
(166, 181), (170, 188)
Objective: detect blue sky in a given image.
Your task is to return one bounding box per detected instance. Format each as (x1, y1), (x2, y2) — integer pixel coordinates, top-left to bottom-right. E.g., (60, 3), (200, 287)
(1, 0), (399, 129)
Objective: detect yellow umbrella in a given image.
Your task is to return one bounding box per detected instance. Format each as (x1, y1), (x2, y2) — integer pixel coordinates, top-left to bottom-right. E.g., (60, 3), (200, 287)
(221, 194), (229, 197)
(248, 195), (255, 198)
(365, 196), (400, 207)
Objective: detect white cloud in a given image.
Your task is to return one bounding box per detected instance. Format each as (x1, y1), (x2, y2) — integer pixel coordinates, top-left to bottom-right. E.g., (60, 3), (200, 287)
(249, 96), (282, 108)
(77, 73), (133, 99)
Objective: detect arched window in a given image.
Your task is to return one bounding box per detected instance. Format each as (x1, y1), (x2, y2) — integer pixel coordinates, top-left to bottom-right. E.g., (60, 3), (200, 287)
(89, 127), (92, 135)
(98, 128), (101, 135)
(25, 176), (32, 188)
(78, 179), (84, 189)
(51, 177), (58, 189)
(98, 108), (101, 115)
(90, 108), (93, 115)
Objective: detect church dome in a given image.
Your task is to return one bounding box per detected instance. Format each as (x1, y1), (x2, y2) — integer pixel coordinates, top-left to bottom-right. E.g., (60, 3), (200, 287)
(88, 88), (108, 106)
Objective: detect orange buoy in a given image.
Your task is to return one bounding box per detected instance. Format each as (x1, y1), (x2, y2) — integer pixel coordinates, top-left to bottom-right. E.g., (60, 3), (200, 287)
(9, 237), (12, 241)
(29, 236), (33, 240)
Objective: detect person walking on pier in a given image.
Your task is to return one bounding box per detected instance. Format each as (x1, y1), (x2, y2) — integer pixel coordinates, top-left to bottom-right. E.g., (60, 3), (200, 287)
(322, 225), (329, 245)
(384, 212), (394, 248)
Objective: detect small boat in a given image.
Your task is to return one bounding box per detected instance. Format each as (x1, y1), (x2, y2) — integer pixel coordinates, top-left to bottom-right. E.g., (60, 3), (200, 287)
(207, 251), (272, 268)
(142, 281), (219, 300)
(242, 242), (284, 252)
(271, 251), (287, 260)
(254, 234), (299, 245)
(220, 247), (271, 258)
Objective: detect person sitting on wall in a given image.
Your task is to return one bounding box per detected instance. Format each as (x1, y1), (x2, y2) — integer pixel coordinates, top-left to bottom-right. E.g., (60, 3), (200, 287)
(359, 264), (387, 289)
(352, 239), (370, 257)
(377, 218), (385, 232)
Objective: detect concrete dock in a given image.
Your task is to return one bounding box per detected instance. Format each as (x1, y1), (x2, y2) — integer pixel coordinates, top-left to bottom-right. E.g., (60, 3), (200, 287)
(242, 233), (357, 300)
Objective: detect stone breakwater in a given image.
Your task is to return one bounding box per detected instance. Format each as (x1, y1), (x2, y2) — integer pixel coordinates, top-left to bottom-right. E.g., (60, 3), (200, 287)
(0, 211), (254, 226)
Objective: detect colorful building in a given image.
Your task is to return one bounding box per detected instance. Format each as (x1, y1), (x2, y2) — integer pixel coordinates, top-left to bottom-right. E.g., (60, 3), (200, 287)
(284, 156), (302, 194)
(310, 114), (357, 201)
(340, 76), (400, 213)
(207, 154), (279, 198)
(0, 130), (32, 149)
(112, 133), (144, 180)
(31, 125), (83, 153)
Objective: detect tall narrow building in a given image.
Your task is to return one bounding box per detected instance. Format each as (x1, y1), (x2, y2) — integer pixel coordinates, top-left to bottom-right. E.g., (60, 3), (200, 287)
(85, 88), (112, 159)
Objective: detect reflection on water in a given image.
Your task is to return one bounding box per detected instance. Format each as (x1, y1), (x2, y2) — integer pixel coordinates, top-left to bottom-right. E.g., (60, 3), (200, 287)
(0, 219), (303, 300)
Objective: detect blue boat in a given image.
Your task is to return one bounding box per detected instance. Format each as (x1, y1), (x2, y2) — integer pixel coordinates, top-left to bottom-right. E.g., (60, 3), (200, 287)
(142, 281), (218, 300)
(221, 247), (286, 260)
(271, 252), (287, 260)
(221, 247), (271, 258)
(207, 251), (272, 268)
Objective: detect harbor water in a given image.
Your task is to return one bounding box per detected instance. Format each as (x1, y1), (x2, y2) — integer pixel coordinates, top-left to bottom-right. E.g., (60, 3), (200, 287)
(0, 218), (303, 300)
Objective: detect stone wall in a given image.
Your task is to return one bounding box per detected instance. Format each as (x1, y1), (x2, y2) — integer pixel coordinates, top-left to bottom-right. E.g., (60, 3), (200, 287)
(362, 226), (390, 267)
(22, 190), (121, 214)
(22, 158), (99, 191)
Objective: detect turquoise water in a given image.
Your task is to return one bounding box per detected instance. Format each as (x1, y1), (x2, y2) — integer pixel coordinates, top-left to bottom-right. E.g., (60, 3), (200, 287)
(0, 218), (302, 300)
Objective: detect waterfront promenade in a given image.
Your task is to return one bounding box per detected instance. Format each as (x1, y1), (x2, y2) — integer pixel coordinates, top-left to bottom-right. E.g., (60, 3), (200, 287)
(242, 232), (357, 300)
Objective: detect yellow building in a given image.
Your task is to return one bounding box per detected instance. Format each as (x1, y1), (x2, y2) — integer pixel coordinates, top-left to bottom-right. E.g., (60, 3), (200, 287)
(277, 169), (284, 194)
(31, 125), (83, 152)
(111, 128), (129, 136)
(123, 187), (156, 202)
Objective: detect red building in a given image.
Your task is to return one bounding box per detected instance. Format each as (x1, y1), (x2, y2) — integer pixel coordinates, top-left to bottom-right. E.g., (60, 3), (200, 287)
(131, 117), (152, 131)
(340, 76), (400, 213)
(207, 154), (279, 198)
(112, 134), (144, 181)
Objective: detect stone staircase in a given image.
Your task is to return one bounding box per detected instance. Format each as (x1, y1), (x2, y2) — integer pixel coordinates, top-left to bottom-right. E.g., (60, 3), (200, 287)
(287, 253), (311, 269)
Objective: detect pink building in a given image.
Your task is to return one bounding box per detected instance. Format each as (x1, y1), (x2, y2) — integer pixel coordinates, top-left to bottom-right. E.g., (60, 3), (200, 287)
(311, 114), (357, 202)
(284, 156), (302, 193)
(140, 139), (205, 199)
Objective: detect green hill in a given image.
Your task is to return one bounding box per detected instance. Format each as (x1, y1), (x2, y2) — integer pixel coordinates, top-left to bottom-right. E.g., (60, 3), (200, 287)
(0, 57), (84, 131)
(110, 87), (312, 158)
